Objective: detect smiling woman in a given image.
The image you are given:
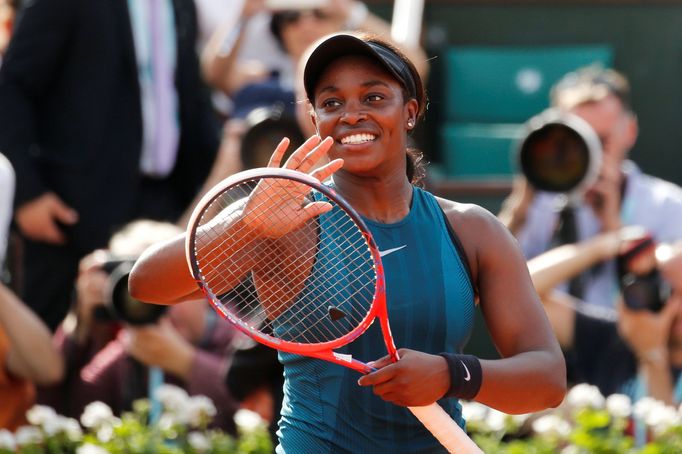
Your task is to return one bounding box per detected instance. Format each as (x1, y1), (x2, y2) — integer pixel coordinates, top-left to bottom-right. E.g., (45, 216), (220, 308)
(128, 32), (567, 454)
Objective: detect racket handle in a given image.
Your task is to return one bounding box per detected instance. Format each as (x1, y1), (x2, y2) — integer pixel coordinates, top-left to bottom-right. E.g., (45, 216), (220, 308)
(408, 403), (483, 454)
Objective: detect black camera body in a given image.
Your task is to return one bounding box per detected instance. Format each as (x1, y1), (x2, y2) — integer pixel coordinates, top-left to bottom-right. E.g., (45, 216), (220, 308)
(240, 103), (305, 170)
(517, 108), (602, 198)
(96, 257), (167, 325)
(617, 235), (671, 312)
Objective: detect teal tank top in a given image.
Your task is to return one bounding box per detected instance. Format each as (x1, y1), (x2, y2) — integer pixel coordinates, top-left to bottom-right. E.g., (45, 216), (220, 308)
(276, 186), (476, 454)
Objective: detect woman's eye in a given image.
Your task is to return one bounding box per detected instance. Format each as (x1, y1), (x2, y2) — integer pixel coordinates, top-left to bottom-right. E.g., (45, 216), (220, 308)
(321, 99), (341, 108)
(367, 94), (384, 102)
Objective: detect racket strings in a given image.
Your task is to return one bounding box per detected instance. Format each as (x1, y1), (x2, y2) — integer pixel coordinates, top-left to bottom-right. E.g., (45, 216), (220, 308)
(271, 241), (376, 343)
(193, 177), (377, 346)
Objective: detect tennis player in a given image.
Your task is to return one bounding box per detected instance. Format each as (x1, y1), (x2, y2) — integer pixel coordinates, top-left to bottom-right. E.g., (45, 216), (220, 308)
(129, 33), (566, 453)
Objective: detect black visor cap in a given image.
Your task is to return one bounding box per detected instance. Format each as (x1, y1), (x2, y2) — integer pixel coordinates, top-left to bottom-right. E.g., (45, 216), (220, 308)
(303, 34), (417, 105)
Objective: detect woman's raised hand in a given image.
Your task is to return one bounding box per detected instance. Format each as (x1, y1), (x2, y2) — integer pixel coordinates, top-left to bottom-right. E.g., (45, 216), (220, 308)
(242, 135), (343, 238)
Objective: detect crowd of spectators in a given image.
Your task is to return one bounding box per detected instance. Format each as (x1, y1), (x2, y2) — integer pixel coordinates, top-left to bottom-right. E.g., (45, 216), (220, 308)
(1, 0), (682, 450)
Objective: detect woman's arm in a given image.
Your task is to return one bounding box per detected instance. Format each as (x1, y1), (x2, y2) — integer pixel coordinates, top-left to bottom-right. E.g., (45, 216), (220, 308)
(460, 205), (566, 414)
(359, 203), (567, 413)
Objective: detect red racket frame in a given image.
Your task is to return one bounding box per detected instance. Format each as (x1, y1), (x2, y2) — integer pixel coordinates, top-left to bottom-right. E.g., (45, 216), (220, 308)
(185, 167), (397, 373)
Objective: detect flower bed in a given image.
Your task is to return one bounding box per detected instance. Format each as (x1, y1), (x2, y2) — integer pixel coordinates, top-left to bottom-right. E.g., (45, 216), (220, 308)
(464, 384), (682, 453)
(3, 383), (682, 453)
(0, 384), (272, 454)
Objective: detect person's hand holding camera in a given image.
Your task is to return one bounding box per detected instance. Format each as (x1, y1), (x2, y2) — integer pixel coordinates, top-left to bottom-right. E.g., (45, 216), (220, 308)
(617, 297), (680, 366)
(121, 317), (194, 380)
(71, 249), (112, 344)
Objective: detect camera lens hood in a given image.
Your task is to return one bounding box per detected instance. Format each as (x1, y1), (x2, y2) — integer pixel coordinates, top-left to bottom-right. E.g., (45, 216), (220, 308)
(518, 108), (602, 198)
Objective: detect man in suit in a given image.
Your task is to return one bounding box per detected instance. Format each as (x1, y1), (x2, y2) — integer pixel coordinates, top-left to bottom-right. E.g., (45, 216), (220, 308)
(0, 0), (219, 330)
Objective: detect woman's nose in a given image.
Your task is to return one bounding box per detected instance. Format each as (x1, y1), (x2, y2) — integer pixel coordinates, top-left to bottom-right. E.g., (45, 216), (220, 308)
(340, 106), (368, 125)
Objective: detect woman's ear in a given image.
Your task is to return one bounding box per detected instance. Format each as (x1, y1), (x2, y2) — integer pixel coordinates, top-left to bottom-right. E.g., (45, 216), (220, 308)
(405, 99), (419, 131)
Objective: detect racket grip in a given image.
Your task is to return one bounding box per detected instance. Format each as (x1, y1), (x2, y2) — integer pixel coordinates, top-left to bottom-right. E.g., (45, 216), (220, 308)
(408, 403), (483, 454)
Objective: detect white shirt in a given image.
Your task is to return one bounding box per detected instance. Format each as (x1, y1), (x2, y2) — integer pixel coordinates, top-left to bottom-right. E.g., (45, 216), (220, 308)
(517, 160), (682, 308)
(0, 153), (15, 265)
(127, 0), (180, 177)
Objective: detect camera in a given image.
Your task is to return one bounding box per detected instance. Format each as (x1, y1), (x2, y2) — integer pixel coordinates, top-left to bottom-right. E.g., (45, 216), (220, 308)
(240, 103), (305, 170)
(95, 257), (167, 325)
(517, 108), (602, 197)
(617, 235), (671, 312)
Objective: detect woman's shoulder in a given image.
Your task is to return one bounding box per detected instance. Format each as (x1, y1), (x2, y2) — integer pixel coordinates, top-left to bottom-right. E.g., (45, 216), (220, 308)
(434, 196), (502, 230)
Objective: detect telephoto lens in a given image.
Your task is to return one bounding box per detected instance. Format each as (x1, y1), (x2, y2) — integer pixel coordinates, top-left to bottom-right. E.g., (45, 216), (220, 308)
(518, 108), (602, 197)
(104, 259), (167, 325)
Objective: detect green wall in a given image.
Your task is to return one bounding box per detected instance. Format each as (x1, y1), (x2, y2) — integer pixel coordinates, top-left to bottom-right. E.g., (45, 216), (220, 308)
(375, 2), (682, 188)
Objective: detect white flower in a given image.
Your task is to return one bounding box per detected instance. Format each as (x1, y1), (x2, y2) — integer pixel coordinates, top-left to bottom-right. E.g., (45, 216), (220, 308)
(62, 417), (83, 441)
(188, 431), (211, 452)
(633, 397), (664, 422)
(76, 443), (111, 454)
(81, 401), (114, 429)
(43, 416), (64, 437)
(158, 412), (186, 430)
(605, 394), (632, 419)
(460, 401), (488, 423)
(565, 384), (605, 410)
(96, 424), (114, 443)
(485, 409), (507, 432)
(14, 426), (43, 445)
(532, 414), (571, 438)
(186, 395), (217, 427)
(26, 405), (58, 427)
(0, 429), (16, 450)
(234, 408), (264, 431)
(155, 384), (189, 413)
(645, 404), (679, 435)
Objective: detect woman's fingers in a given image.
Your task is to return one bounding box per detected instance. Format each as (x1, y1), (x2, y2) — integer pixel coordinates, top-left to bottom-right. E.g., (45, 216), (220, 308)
(282, 135), (322, 169)
(267, 137), (291, 168)
(297, 136), (334, 173)
(311, 158), (344, 183)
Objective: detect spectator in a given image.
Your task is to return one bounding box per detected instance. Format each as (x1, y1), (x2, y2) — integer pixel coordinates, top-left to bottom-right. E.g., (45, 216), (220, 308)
(202, 0), (429, 119)
(75, 298), (241, 433)
(500, 66), (682, 310)
(0, 0), (220, 330)
(1, 282), (64, 430)
(527, 226), (682, 405)
(39, 220), (241, 433)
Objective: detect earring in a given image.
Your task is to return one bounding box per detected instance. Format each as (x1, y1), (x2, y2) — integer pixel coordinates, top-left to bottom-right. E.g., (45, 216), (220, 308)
(407, 120), (415, 129)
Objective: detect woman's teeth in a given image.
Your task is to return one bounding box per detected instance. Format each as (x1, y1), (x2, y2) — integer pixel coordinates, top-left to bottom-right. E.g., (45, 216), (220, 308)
(341, 133), (376, 145)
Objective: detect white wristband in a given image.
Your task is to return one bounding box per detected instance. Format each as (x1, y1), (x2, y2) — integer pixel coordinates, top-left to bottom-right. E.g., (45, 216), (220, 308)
(344, 2), (369, 30)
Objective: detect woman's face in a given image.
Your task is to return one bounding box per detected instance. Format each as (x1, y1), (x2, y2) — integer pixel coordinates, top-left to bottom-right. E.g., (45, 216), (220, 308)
(311, 55), (417, 177)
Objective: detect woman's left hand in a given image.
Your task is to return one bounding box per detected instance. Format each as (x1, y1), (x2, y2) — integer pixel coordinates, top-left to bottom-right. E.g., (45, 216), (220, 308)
(357, 348), (450, 407)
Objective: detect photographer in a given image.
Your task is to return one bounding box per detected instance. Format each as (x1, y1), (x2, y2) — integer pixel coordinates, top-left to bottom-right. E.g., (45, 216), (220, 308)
(528, 226), (682, 405)
(499, 66), (682, 310)
(39, 220), (240, 433)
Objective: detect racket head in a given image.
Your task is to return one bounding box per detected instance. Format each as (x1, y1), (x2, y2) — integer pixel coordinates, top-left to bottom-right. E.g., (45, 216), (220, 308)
(185, 167), (387, 356)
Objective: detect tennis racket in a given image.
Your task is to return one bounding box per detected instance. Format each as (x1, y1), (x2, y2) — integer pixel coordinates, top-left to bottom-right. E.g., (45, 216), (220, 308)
(185, 166), (482, 453)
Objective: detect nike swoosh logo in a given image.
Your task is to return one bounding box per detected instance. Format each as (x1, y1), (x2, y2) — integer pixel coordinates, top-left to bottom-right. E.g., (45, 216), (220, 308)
(461, 360), (471, 381)
(378, 245), (407, 258)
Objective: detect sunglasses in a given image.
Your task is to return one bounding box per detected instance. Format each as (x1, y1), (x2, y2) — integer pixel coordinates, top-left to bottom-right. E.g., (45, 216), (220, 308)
(279, 9), (329, 25)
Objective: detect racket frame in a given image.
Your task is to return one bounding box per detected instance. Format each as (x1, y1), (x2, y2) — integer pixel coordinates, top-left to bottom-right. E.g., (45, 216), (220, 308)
(185, 167), (396, 373)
